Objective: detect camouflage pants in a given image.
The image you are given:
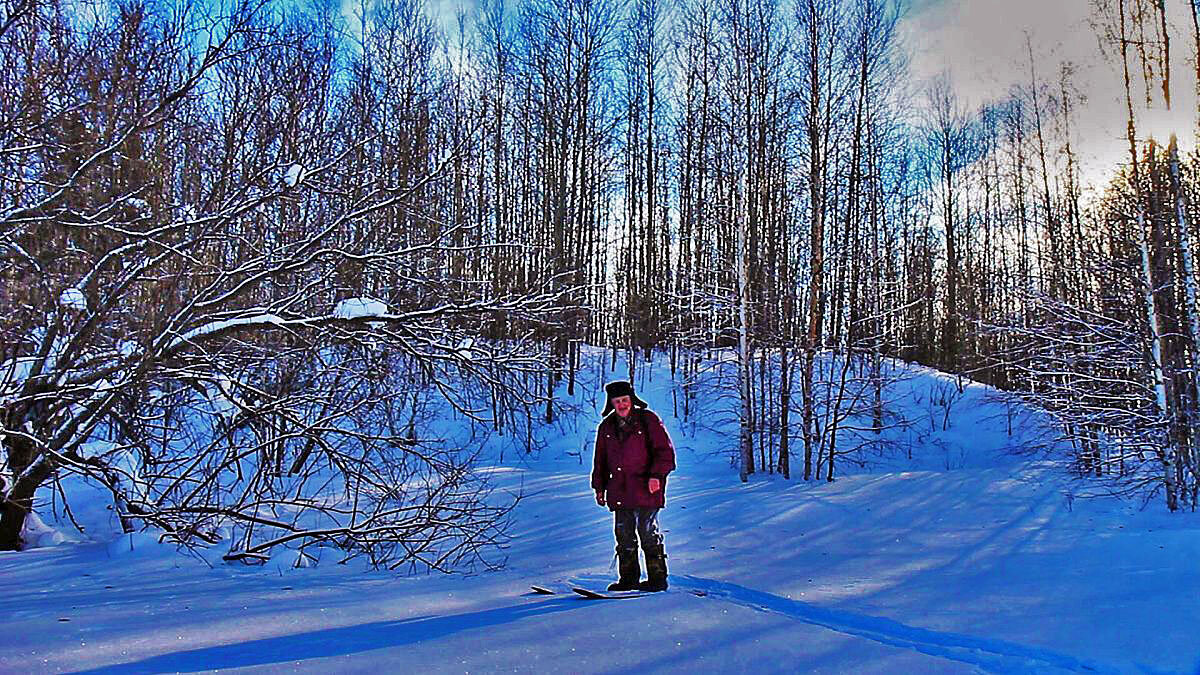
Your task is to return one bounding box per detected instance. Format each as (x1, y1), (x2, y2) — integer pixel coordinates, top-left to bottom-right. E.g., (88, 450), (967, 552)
(613, 508), (665, 558)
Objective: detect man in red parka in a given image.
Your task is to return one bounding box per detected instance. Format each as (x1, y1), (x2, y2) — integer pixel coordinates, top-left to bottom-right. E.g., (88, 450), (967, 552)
(591, 380), (676, 592)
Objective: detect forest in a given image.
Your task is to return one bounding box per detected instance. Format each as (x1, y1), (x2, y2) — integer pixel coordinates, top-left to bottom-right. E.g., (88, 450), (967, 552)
(1, 0), (1198, 569)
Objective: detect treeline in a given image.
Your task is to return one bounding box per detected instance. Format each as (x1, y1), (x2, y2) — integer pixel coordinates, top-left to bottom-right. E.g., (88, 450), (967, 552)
(1, 0), (1198, 556)
(463, 0), (1200, 509)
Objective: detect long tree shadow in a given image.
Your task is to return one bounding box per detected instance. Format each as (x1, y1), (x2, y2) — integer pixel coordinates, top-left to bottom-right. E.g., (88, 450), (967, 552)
(672, 575), (1124, 674)
(73, 596), (585, 674)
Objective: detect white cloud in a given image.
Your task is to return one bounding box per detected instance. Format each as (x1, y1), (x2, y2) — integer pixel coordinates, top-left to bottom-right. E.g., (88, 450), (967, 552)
(900, 0), (1198, 189)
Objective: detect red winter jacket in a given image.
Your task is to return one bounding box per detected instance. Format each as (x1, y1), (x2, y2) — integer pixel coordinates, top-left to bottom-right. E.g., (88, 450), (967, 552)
(591, 409), (676, 510)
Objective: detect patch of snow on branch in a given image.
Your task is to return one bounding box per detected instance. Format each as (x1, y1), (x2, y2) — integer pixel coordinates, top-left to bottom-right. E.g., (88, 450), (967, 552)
(170, 313), (289, 349)
(127, 197), (151, 215)
(202, 375), (241, 419)
(60, 287), (87, 311)
(283, 164), (305, 188)
(334, 297), (389, 319)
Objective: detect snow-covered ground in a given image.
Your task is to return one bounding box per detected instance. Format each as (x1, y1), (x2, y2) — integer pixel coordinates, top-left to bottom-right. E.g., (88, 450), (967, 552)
(2, 352), (1198, 674)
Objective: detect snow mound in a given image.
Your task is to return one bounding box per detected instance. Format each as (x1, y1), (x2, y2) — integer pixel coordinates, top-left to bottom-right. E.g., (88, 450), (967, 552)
(4, 346), (1198, 674)
(21, 512), (67, 548)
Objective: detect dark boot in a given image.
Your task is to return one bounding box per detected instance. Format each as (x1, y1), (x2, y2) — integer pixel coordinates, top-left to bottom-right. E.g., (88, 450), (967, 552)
(607, 550), (641, 591)
(639, 548), (668, 592)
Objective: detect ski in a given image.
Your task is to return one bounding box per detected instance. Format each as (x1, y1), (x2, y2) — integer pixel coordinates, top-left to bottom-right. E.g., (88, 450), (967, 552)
(571, 587), (649, 600)
(529, 584), (656, 598)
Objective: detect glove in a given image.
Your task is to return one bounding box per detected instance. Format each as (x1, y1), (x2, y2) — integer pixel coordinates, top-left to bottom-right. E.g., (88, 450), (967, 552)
(595, 490), (606, 506)
(648, 478), (661, 494)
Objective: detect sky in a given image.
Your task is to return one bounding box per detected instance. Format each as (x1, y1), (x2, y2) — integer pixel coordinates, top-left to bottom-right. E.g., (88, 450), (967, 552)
(900, 0), (1199, 190)
(415, 0), (1197, 193)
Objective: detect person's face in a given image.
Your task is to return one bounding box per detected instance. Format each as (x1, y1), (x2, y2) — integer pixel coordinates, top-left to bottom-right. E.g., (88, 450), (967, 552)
(613, 394), (632, 417)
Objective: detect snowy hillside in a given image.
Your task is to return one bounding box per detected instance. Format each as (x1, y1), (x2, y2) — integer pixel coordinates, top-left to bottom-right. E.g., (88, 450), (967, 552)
(1, 351), (1198, 673)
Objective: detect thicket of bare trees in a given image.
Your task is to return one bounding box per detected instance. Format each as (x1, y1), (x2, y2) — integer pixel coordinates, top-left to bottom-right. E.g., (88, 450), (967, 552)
(4, 0), (1199, 562)
(974, 0), (1200, 511)
(0, 0), (568, 561)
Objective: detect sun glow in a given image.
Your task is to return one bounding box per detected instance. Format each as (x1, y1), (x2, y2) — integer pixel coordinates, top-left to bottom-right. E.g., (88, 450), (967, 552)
(902, 0), (1200, 193)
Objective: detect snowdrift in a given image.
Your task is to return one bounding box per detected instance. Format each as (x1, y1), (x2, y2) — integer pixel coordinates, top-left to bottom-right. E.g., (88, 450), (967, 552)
(2, 348), (1197, 673)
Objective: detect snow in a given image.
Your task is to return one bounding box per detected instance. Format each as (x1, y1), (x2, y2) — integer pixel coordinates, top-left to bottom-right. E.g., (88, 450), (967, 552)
(283, 163), (305, 188)
(117, 340), (137, 358)
(126, 197), (151, 215)
(169, 313), (289, 349)
(199, 375), (241, 419)
(59, 287), (87, 312)
(0, 350), (1197, 673)
(0, 327), (72, 402)
(456, 337), (475, 360)
(333, 296), (388, 319)
(0, 356), (35, 397)
(19, 512), (65, 549)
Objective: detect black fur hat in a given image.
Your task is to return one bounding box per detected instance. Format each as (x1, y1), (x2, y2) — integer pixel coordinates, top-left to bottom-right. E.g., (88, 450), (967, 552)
(602, 380), (648, 417)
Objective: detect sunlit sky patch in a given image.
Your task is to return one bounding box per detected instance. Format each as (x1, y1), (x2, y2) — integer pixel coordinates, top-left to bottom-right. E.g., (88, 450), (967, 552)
(900, 0), (1198, 191)
(416, 0), (1199, 193)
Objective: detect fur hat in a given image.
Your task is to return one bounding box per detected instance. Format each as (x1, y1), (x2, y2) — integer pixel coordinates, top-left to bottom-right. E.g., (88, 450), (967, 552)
(602, 380), (648, 417)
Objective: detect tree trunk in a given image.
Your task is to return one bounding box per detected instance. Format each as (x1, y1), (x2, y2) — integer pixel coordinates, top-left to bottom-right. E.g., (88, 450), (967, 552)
(738, 180), (755, 482)
(1140, 211), (1178, 511)
(779, 343), (791, 479)
(0, 434), (54, 550)
(1167, 137), (1200, 501)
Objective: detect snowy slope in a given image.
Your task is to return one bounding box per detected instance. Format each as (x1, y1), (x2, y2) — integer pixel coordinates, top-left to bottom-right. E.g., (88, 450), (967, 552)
(1, 350), (1198, 674)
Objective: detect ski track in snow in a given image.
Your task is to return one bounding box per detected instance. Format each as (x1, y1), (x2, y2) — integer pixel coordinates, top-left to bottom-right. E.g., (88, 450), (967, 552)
(670, 575), (1139, 674)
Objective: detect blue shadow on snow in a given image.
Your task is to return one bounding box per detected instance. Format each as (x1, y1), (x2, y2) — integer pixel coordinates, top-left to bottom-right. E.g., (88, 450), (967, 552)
(73, 596), (585, 674)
